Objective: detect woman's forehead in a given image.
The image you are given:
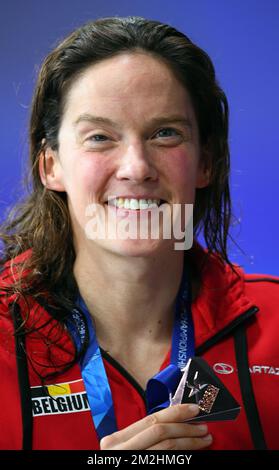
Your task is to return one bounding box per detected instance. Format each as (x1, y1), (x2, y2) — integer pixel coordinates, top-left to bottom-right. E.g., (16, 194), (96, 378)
(63, 52), (195, 125)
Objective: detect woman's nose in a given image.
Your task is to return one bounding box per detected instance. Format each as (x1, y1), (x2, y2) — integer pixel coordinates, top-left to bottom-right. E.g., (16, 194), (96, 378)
(115, 142), (158, 183)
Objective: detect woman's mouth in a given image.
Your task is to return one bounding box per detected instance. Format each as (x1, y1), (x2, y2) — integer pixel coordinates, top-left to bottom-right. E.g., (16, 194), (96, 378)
(105, 197), (166, 211)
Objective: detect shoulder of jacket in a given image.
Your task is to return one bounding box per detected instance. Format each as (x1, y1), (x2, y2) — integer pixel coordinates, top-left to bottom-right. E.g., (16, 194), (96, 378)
(244, 273), (279, 285)
(243, 273), (279, 315)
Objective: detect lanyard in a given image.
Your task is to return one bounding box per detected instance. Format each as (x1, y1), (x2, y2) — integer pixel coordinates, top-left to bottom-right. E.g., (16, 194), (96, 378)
(68, 262), (194, 440)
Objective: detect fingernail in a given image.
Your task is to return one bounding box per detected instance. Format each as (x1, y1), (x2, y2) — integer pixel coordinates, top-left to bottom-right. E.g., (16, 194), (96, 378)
(197, 424), (208, 433)
(202, 434), (212, 441)
(188, 404), (200, 414)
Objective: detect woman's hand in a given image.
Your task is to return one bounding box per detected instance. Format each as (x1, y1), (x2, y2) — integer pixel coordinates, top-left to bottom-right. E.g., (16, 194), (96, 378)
(100, 404), (213, 450)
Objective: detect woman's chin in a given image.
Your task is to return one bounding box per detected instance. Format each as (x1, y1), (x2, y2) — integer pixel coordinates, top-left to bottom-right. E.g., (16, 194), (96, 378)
(94, 237), (171, 257)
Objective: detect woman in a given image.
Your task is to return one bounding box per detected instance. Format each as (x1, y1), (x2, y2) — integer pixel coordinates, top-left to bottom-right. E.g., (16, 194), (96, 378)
(0, 16), (278, 450)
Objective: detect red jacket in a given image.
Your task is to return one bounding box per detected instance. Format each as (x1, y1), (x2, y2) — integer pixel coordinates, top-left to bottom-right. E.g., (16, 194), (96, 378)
(0, 247), (278, 450)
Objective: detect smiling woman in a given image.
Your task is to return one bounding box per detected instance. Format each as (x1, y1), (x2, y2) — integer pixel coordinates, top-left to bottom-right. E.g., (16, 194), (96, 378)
(0, 16), (278, 451)
(42, 51), (206, 258)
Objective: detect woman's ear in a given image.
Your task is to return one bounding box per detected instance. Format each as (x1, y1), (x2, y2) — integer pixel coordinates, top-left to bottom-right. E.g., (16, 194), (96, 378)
(39, 144), (66, 192)
(196, 145), (212, 189)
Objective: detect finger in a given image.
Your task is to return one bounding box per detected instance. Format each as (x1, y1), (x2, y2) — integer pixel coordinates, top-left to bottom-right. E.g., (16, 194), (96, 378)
(100, 404), (199, 450)
(112, 421), (209, 450)
(147, 434), (213, 450)
(100, 404), (200, 449)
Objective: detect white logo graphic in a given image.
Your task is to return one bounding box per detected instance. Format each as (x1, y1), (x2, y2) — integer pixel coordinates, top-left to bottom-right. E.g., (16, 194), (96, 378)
(213, 363), (279, 376)
(213, 363), (234, 375)
(84, 200), (193, 251)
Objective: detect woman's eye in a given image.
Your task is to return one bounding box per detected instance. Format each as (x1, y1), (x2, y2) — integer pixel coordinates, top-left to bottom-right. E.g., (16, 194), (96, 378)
(154, 128), (180, 138)
(88, 134), (108, 142)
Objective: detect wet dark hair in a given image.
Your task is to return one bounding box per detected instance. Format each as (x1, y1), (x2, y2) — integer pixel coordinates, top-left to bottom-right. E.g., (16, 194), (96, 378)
(0, 16), (232, 379)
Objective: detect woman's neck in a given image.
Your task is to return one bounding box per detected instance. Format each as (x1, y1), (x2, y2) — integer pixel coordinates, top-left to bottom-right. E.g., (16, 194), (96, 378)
(73, 246), (185, 350)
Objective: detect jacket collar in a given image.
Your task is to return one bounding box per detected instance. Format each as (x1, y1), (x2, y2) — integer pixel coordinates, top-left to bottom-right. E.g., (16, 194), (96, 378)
(1, 244), (258, 352)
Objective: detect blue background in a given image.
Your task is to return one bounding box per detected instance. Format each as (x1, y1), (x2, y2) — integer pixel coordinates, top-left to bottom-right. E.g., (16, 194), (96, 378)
(0, 0), (278, 274)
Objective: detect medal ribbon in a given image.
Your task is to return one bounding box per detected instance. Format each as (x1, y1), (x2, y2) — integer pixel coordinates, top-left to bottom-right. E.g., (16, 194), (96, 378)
(67, 262), (194, 440)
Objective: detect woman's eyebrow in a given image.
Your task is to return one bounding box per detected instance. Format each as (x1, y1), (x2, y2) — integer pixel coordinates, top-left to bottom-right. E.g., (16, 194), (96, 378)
(73, 114), (121, 129)
(147, 116), (193, 129)
(73, 113), (193, 129)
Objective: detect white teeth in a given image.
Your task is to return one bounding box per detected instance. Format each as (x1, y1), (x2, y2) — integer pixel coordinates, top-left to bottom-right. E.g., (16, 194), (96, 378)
(107, 197), (161, 210)
(129, 198), (139, 210)
(139, 199), (148, 209)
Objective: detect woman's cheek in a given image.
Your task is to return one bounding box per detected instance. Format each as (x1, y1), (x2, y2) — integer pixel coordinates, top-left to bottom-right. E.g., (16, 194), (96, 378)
(73, 157), (109, 197)
(163, 150), (198, 195)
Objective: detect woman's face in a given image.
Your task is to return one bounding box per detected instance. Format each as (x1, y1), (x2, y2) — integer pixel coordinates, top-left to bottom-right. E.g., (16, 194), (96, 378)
(42, 52), (209, 257)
